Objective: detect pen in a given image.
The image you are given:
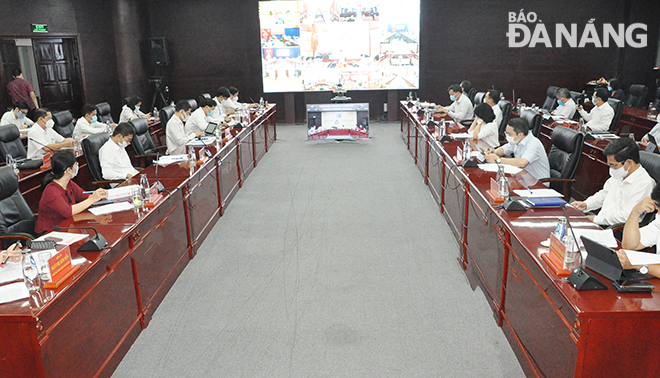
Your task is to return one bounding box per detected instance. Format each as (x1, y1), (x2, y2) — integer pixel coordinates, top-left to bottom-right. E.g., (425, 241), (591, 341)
(1, 256), (9, 267)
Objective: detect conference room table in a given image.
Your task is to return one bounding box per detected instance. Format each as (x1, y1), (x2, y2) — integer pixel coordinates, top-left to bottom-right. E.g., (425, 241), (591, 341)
(0, 105), (276, 378)
(400, 101), (660, 378)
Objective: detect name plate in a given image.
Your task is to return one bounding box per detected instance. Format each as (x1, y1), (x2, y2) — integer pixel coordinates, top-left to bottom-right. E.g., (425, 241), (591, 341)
(541, 233), (571, 277)
(43, 245), (80, 289)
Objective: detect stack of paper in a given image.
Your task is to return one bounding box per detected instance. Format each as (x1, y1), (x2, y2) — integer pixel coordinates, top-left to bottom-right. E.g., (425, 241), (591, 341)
(106, 185), (140, 201)
(34, 231), (88, 246)
(513, 189), (564, 198)
(0, 262), (24, 285)
(478, 163), (522, 175)
(186, 137), (216, 147)
(623, 250), (660, 265)
(155, 155), (188, 166)
(450, 133), (472, 139)
(572, 228), (618, 248)
(0, 282), (29, 304)
(89, 202), (135, 216)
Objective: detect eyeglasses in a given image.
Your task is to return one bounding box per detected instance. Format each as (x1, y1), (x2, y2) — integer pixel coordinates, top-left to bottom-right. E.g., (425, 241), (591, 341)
(607, 161), (624, 169)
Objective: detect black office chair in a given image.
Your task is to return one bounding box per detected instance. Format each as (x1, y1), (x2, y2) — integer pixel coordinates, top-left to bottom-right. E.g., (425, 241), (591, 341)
(541, 86), (559, 111)
(467, 88), (477, 105)
(0, 165), (37, 247)
(607, 98), (624, 132)
(654, 88), (660, 111)
(159, 106), (175, 133)
(497, 100), (513, 135)
(520, 109), (542, 138)
(625, 84), (648, 109)
(473, 92), (485, 106)
(52, 111), (75, 138)
(187, 99), (198, 112)
(129, 118), (166, 167)
(199, 93), (211, 105)
(539, 126), (584, 199)
(0, 125), (27, 162)
(95, 102), (114, 124)
(81, 133), (124, 188)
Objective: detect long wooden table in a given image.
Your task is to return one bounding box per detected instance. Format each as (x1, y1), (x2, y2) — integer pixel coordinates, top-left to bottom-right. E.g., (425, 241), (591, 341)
(0, 105), (276, 378)
(401, 102), (660, 378)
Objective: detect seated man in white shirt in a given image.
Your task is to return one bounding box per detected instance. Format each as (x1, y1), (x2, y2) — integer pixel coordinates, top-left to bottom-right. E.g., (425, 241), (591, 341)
(576, 88), (614, 132)
(483, 90), (503, 128)
(1, 101), (34, 129)
(435, 84), (474, 122)
(617, 185), (660, 278)
(119, 96), (151, 123)
(73, 104), (115, 138)
(484, 118), (550, 181)
(185, 98), (218, 134)
(640, 122), (660, 147)
(99, 122), (139, 180)
(552, 88), (576, 119)
(26, 108), (73, 160)
(467, 103), (499, 149)
(570, 138), (655, 226)
(166, 100), (204, 154)
(228, 86), (258, 109)
(216, 87), (237, 117)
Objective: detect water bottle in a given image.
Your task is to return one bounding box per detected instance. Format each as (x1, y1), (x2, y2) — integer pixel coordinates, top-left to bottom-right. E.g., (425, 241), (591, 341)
(153, 107), (159, 120)
(6, 154), (17, 175)
(73, 135), (80, 153)
(439, 121), (446, 138)
(497, 173), (510, 200)
(259, 97), (265, 110)
(463, 139), (472, 161)
(578, 118), (586, 134)
(140, 174), (150, 203)
(648, 102), (657, 120)
(188, 146), (196, 169)
(22, 251), (41, 292)
(553, 218), (567, 240)
(516, 98), (522, 111)
(562, 235), (580, 271)
(215, 125), (222, 144)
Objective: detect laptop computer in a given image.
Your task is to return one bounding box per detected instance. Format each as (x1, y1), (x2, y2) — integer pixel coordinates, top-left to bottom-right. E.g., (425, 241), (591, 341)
(581, 236), (652, 281)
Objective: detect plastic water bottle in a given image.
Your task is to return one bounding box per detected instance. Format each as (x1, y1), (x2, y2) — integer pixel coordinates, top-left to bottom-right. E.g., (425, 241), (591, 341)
(553, 218), (567, 240)
(259, 97), (265, 110)
(22, 251), (41, 292)
(188, 146), (196, 169)
(463, 139), (472, 161)
(648, 102), (657, 120)
(140, 174), (150, 203)
(563, 235), (580, 271)
(153, 107), (159, 120)
(6, 154), (18, 175)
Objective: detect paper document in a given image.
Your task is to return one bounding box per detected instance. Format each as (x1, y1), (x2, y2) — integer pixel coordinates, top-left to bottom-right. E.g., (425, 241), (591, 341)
(478, 163), (522, 175)
(622, 250), (660, 265)
(35, 231), (88, 246)
(0, 281), (29, 305)
(186, 137), (216, 147)
(106, 185), (140, 201)
(450, 133), (472, 139)
(89, 202), (134, 216)
(573, 228), (618, 248)
(513, 189), (564, 198)
(155, 155), (188, 166)
(0, 262), (24, 285)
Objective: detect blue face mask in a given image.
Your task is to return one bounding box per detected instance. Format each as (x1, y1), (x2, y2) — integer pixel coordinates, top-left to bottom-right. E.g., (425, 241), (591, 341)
(16, 111), (25, 119)
(557, 100), (564, 106)
(208, 109), (214, 117)
(91, 115), (98, 123)
(71, 165), (78, 178)
(135, 106), (140, 112)
(450, 95), (456, 102)
(607, 86), (613, 91)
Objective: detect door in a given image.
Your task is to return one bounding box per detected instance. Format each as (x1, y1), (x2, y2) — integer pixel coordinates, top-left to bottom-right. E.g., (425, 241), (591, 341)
(32, 38), (83, 115)
(0, 39), (20, 110)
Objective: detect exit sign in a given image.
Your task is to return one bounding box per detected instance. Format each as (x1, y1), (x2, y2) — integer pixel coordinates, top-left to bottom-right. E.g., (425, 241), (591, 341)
(31, 24), (48, 33)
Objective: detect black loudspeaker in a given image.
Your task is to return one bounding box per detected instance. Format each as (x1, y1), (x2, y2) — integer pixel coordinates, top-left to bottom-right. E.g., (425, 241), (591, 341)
(149, 38), (169, 66)
(568, 268), (608, 291)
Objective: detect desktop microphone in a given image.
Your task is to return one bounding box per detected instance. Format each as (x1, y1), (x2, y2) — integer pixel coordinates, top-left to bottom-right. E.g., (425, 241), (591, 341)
(194, 136), (214, 158)
(153, 152), (166, 193)
(53, 225), (108, 251)
(559, 203), (608, 290)
(29, 138), (56, 152)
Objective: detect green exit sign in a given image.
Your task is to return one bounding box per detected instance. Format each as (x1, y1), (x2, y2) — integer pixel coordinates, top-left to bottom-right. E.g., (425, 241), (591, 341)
(31, 24), (48, 33)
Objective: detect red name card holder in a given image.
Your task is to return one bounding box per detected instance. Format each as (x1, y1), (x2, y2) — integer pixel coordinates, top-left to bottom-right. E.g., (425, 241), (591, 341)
(455, 146), (463, 164)
(541, 232), (571, 277)
(40, 151), (52, 170)
(487, 178), (506, 204)
(144, 184), (163, 209)
(43, 245), (80, 290)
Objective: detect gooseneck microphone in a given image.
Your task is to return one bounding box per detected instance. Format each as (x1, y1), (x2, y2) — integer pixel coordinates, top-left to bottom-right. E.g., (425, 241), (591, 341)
(53, 225), (108, 251)
(29, 138), (55, 152)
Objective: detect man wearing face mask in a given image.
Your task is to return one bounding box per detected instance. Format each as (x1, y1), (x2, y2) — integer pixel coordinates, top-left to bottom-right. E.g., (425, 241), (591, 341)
(435, 84), (474, 122)
(228, 86), (258, 110)
(570, 138), (654, 226)
(27, 108), (73, 160)
(216, 87), (237, 117)
(99, 122), (139, 181)
(185, 98), (219, 134)
(1, 101), (34, 129)
(484, 118), (550, 181)
(551, 88), (576, 119)
(73, 104), (115, 138)
(166, 100), (204, 154)
(483, 90), (503, 128)
(576, 88), (614, 132)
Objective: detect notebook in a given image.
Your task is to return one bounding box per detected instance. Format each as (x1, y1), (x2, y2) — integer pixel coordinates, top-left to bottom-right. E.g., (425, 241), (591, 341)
(524, 197), (567, 208)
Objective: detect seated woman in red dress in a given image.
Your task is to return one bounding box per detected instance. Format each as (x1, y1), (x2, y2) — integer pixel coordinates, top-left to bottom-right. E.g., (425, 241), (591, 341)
(35, 151), (108, 234)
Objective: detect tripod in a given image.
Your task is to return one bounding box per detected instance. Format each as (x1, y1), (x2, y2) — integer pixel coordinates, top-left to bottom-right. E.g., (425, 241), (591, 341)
(149, 77), (169, 110)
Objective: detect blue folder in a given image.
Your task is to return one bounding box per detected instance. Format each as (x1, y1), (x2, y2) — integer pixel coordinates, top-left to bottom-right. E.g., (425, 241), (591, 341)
(525, 197), (567, 208)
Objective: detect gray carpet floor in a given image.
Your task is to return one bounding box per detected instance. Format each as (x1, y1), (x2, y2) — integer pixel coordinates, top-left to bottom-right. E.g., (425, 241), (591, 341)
(112, 122), (525, 378)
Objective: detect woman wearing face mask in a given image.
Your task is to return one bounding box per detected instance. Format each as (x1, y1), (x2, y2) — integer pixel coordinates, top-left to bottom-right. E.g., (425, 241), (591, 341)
(569, 138), (654, 227)
(608, 78), (626, 101)
(35, 151), (108, 233)
(468, 103), (499, 149)
(119, 96), (152, 123)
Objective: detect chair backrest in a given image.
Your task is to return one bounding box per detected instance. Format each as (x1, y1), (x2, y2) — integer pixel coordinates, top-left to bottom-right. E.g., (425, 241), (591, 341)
(52, 110), (74, 138)
(548, 126), (584, 198)
(542, 86), (559, 111)
(520, 109), (542, 138)
(607, 98), (624, 132)
(95, 102), (114, 124)
(159, 106), (175, 133)
(187, 99), (198, 112)
(123, 97), (131, 106)
(654, 87), (660, 111)
(81, 133), (110, 184)
(497, 100), (513, 134)
(129, 118), (158, 165)
(0, 165), (36, 242)
(0, 125), (27, 162)
(199, 93), (211, 105)
(624, 84), (648, 109)
(467, 88), (476, 104)
(639, 151), (660, 185)
(473, 92), (486, 106)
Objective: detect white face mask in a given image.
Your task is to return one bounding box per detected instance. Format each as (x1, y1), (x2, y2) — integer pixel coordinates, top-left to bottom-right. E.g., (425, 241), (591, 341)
(182, 112), (189, 122)
(46, 119), (54, 128)
(234, 95), (239, 102)
(118, 140), (128, 148)
(506, 134), (518, 145)
(609, 163), (628, 179)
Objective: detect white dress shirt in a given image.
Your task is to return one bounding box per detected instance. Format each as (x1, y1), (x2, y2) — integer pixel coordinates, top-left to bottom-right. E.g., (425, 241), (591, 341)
(210, 98), (227, 123)
(502, 133), (550, 180)
(644, 122), (660, 142)
(554, 98), (576, 119)
(185, 108), (211, 134)
(27, 124), (65, 159)
(73, 117), (108, 138)
(446, 94), (474, 122)
(639, 217), (660, 249)
(0, 110), (33, 129)
(119, 105), (145, 123)
(471, 121), (499, 149)
(578, 102), (614, 132)
(99, 138), (139, 180)
(219, 98), (237, 115)
(491, 103), (503, 129)
(166, 115), (195, 154)
(584, 166), (655, 226)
